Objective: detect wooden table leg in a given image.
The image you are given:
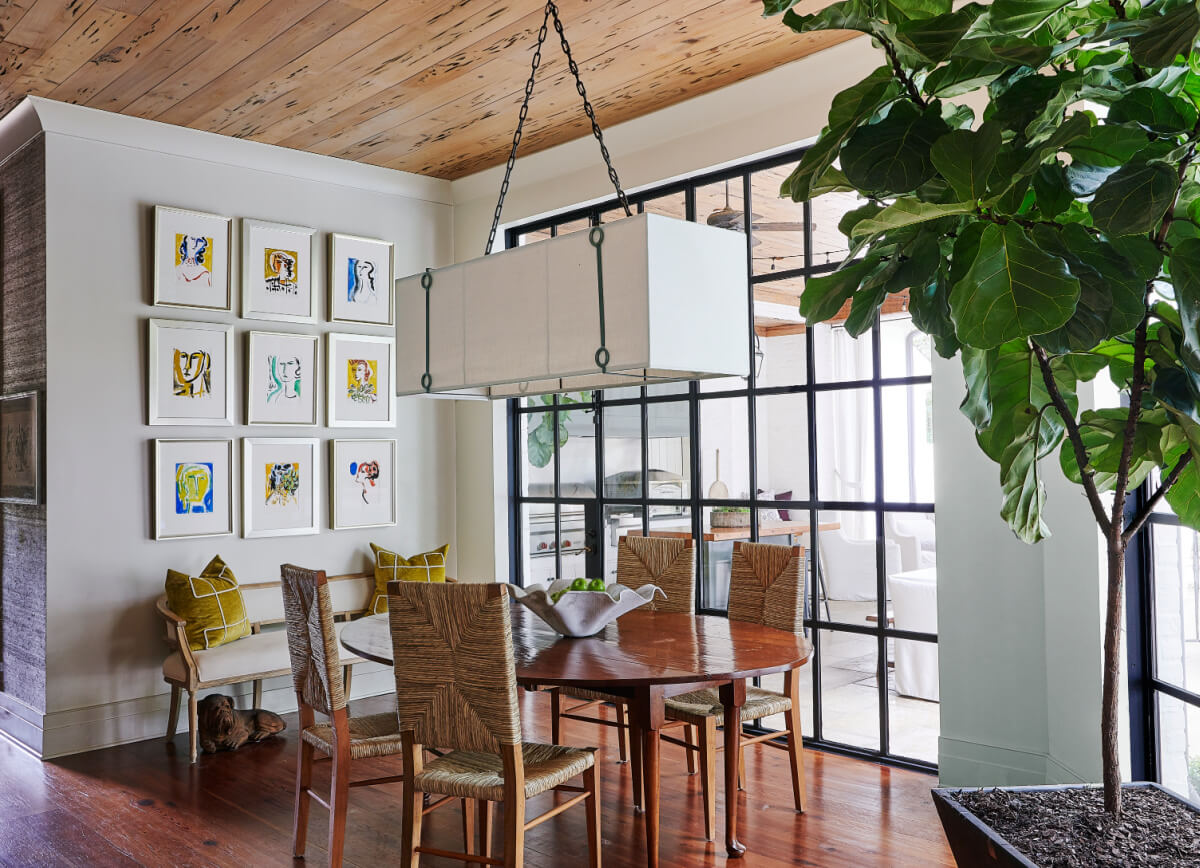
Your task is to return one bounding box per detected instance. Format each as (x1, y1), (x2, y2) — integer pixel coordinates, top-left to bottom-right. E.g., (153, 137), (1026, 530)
(720, 679), (747, 859)
(629, 686), (664, 868)
(629, 718), (644, 812)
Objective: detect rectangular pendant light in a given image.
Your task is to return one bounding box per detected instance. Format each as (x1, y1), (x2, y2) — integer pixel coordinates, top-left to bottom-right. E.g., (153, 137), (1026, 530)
(394, 213), (749, 397)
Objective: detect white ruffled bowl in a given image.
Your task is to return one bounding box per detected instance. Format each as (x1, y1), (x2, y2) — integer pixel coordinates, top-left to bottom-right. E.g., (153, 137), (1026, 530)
(505, 579), (665, 637)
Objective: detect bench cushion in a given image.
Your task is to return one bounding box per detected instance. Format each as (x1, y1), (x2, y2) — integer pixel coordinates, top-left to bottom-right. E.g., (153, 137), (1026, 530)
(163, 621), (367, 686)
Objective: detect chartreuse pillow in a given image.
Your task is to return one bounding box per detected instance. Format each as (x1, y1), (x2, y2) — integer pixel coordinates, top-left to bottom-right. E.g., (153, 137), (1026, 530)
(164, 555), (251, 651)
(369, 543), (450, 614)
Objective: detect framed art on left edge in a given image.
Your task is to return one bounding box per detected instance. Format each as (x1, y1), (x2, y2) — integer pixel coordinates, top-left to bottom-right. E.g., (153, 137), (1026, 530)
(148, 319), (235, 425)
(330, 438), (397, 530)
(153, 206), (233, 311)
(154, 439), (234, 540)
(243, 437), (320, 538)
(0, 391), (40, 504)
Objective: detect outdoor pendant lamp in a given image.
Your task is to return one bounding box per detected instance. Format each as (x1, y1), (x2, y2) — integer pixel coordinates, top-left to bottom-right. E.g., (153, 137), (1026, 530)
(393, 1), (749, 399)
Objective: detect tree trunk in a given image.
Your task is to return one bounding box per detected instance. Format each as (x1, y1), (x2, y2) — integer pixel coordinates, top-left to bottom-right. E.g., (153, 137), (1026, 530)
(1103, 535), (1126, 817)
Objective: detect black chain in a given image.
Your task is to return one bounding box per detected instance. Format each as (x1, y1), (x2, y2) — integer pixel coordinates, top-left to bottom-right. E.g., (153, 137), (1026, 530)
(485, 0), (631, 256)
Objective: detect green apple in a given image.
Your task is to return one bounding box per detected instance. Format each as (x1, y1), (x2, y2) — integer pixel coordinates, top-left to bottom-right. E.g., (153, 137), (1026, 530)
(569, 578), (588, 591)
(587, 578), (606, 592)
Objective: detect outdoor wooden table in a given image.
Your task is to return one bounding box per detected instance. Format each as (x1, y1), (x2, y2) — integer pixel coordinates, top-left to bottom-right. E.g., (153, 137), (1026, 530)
(340, 604), (810, 867)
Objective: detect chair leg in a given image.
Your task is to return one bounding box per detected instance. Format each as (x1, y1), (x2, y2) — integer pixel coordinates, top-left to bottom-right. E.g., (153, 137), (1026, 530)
(698, 718), (717, 842)
(165, 685), (181, 741)
(550, 689), (561, 745)
(328, 742), (350, 868)
(684, 724), (697, 775)
(293, 737), (314, 857)
(252, 679), (262, 710)
(461, 799), (475, 864)
(343, 665), (353, 700)
(187, 690), (199, 763)
(784, 707), (808, 813)
(477, 800), (493, 864)
(584, 764), (602, 868)
(615, 702), (629, 764)
(503, 792), (526, 868)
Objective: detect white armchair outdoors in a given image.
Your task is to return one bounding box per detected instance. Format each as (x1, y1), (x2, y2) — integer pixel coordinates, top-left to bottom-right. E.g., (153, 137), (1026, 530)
(885, 513), (936, 572)
(889, 568), (939, 702)
(819, 530), (901, 601)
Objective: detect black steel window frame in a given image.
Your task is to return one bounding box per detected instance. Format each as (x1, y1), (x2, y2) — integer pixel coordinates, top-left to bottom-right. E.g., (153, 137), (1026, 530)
(505, 146), (937, 773)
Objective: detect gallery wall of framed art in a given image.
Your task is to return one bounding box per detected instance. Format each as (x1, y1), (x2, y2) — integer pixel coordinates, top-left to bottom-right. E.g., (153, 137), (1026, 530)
(145, 205), (407, 541)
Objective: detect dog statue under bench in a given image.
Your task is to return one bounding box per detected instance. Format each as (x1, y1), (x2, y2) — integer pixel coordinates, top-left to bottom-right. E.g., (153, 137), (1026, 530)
(156, 567), (377, 763)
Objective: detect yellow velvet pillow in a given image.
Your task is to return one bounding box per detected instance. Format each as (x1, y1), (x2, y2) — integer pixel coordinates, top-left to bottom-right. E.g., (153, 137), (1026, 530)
(369, 542), (450, 614)
(164, 555), (251, 651)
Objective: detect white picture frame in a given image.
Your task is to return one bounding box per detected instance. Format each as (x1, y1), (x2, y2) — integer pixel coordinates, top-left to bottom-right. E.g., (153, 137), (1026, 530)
(330, 438), (397, 530)
(328, 232), (395, 326)
(148, 319), (235, 426)
(154, 439), (234, 540)
(242, 437), (321, 538)
(246, 331), (319, 426)
(241, 218), (316, 323)
(327, 333), (395, 427)
(152, 206), (232, 311)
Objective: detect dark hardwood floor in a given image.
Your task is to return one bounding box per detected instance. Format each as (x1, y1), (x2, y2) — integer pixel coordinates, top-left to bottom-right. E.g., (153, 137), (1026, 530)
(0, 692), (954, 867)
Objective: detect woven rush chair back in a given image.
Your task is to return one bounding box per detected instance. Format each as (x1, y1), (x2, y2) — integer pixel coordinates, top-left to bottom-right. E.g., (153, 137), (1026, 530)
(280, 564), (346, 716)
(617, 535), (695, 614)
(727, 542), (805, 633)
(387, 581), (521, 754)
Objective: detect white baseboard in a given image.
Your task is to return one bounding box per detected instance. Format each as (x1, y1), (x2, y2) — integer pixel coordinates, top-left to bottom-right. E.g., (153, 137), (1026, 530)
(37, 662), (394, 760)
(0, 690), (45, 756)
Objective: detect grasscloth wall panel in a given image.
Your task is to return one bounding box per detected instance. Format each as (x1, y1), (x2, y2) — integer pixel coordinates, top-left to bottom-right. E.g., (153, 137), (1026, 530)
(0, 134), (46, 712)
(0, 0), (851, 180)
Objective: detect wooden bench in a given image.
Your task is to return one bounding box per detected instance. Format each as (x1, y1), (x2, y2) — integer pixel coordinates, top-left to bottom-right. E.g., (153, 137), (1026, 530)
(156, 571), (377, 763)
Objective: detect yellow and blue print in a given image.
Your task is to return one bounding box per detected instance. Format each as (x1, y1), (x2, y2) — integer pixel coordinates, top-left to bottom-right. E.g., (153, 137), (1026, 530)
(175, 462), (214, 514)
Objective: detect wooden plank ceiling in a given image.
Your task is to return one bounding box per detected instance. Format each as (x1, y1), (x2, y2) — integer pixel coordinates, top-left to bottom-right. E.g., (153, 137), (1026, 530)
(0, 0), (850, 180)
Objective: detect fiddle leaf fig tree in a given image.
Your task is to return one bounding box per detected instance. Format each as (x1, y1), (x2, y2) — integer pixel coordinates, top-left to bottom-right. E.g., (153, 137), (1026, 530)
(765, 0), (1200, 818)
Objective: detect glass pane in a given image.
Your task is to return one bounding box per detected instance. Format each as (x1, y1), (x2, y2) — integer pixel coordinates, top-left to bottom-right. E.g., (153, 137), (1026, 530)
(756, 670), (814, 738)
(517, 227), (552, 246)
(816, 389), (876, 502)
(602, 386), (642, 401)
(888, 655), (940, 763)
(603, 404), (642, 498)
(810, 189), (868, 267)
(647, 381), (690, 397)
(884, 511), (937, 578)
(521, 503), (556, 585)
(643, 191), (686, 220)
(818, 628), (881, 750)
(881, 383), (934, 504)
(816, 512), (884, 626)
(880, 314), (932, 378)
(555, 216), (591, 237)
(700, 397), (750, 500)
(647, 401), (690, 499)
(756, 392), (811, 502)
(520, 411), (555, 497)
(695, 178), (746, 236)
(812, 321), (874, 384)
(1153, 523), (1200, 695)
(599, 206), (633, 225)
(1156, 692), (1200, 800)
(558, 405), (596, 497)
(559, 504), (588, 583)
(751, 163), (806, 276)
(646, 505), (693, 542)
(700, 507), (736, 611)
(604, 504), (643, 583)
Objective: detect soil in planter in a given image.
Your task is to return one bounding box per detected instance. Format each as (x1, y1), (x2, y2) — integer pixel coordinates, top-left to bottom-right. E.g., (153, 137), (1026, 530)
(956, 787), (1200, 867)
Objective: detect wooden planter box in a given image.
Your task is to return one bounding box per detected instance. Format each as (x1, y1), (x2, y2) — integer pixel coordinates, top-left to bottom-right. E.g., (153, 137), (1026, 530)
(932, 783), (1200, 867)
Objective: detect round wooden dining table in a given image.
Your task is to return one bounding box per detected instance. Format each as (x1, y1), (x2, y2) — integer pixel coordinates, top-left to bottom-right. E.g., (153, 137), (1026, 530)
(340, 602), (810, 867)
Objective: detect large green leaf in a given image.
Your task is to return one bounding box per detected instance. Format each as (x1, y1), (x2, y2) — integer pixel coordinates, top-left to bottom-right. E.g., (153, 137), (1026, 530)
(840, 101), (950, 194)
(972, 340), (1069, 462)
(782, 0), (876, 33)
(828, 65), (902, 130)
(971, 0), (1070, 37)
(909, 267), (960, 357)
(849, 198), (974, 239)
(1128, 3), (1200, 68)
(1058, 407), (1173, 492)
(1170, 237), (1200, 369)
(930, 123), (1001, 201)
(1064, 123), (1152, 168)
(799, 257), (876, 322)
(959, 346), (994, 428)
(949, 222), (1081, 348)
(926, 57), (1007, 97)
(1164, 445), (1200, 531)
(999, 422), (1051, 543)
(894, 4), (986, 62)
(1090, 160), (1180, 237)
(1108, 88), (1199, 135)
(1032, 162), (1073, 217)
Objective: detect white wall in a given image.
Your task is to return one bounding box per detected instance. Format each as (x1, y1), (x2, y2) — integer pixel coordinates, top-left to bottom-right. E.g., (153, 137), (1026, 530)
(448, 37), (1111, 787)
(30, 99), (456, 756)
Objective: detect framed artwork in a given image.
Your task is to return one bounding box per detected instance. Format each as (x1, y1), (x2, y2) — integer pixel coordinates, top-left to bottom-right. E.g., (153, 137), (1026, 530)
(154, 439), (234, 540)
(241, 219), (316, 323)
(330, 439), (397, 530)
(152, 206), (232, 311)
(328, 233), (395, 326)
(327, 333), (395, 427)
(0, 391), (40, 504)
(148, 319), (234, 426)
(242, 437), (320, 538)
(246, 331), (319, 426)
